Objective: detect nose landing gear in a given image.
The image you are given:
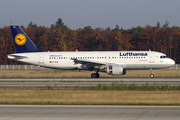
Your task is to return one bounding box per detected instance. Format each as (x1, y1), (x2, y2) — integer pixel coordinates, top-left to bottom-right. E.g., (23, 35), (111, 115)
(150, 69), (154, 78)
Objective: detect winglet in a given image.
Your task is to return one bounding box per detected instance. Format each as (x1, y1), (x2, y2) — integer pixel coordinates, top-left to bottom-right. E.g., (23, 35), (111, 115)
(10, 25), (42, 53)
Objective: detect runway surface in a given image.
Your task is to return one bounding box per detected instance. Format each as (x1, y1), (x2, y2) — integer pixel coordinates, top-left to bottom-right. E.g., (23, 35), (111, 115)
(1, 82), (180, 87)
(0, 105), (180, 120)
(0, 78), (180, 82)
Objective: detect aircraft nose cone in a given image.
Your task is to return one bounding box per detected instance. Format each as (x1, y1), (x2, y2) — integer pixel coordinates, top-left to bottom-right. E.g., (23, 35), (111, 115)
(170, 59), (175, 66)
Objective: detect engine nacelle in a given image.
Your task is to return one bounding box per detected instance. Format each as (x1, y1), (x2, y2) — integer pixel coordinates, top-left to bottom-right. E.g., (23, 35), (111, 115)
(106, 65), (126, 75)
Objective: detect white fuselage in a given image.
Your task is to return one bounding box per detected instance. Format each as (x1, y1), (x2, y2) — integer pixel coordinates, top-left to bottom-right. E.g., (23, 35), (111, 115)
(8, 51), (175, 71)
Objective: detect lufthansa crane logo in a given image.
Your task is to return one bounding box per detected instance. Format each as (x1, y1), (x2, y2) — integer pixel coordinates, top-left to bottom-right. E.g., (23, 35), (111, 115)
(15, 33), (27, 46)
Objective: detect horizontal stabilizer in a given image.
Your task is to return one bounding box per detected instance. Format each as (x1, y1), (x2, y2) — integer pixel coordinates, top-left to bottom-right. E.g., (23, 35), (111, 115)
(8, 54), (27, 60)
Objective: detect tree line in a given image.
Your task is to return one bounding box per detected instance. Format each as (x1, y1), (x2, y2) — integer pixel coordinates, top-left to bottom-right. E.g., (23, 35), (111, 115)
(0, 18), (180, 65)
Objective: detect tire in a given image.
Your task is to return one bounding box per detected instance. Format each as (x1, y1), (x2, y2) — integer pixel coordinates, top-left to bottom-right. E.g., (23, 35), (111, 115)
(91, 73), (100, 78)
(96, 73), (100, 78)
(91, 73), (96, 78)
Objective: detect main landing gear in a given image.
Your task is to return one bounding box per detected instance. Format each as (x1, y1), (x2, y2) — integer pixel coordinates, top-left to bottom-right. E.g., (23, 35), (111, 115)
(91, 71), (100, 78)
(150, 69), (154, 78)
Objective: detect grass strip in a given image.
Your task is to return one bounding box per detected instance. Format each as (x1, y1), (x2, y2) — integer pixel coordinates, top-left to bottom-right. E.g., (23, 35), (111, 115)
(94, 82), (180, 91)
(0, 83), (180, 105)
(0, 69), (180, 78)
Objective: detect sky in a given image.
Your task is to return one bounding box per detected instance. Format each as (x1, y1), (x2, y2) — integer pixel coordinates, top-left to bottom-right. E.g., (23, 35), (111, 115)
(0, 0), (180, 30)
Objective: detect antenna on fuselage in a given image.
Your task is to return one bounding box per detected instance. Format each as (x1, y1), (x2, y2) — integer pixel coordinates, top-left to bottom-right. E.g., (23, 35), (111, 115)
(149, 49), (151, 52)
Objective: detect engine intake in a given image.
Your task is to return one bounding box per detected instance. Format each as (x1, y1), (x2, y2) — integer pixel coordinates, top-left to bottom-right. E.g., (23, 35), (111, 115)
(107, 65), (126, 75)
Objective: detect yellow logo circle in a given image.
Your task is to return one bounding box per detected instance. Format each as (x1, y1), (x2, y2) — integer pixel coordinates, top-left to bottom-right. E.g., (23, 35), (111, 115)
(15, 33), (27, 46)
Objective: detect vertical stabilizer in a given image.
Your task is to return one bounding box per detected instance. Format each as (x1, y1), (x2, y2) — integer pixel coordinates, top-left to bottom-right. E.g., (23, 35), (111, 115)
(10, 25), (42, 53)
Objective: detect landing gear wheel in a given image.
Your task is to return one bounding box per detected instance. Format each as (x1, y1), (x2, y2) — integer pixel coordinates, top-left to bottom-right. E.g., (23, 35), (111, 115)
(91, 73), (96, 78)
(91, 73), (100, 78)
(150, 74), (154, 78)
(96, 73), (99, 78)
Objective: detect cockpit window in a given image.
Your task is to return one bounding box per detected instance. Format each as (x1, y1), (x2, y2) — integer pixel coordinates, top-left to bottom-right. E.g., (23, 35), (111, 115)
(160, 56), (168, 59)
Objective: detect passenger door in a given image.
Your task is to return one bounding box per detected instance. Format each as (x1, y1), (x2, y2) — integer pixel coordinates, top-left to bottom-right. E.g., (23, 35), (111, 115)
(149, 53), (155, 63)
(39, 54), (44, 65)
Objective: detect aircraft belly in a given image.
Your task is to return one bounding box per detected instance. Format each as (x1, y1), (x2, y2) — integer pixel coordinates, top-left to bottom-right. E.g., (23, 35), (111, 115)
(126, 63), (165, 69)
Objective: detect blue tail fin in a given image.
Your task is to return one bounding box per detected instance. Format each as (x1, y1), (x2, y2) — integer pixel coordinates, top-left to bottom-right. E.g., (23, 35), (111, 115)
(10, 25), (42, 53)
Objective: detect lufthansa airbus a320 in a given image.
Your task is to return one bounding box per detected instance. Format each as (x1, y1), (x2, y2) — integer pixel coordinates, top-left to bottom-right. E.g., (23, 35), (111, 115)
(8, 25), (175, 78)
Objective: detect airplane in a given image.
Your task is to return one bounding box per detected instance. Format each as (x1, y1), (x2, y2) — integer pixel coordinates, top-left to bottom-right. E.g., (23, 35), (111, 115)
(8, 25), (175, 78)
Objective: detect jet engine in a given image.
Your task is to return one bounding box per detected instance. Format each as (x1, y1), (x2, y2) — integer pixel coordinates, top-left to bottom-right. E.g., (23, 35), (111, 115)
(106, 65), (126, 75)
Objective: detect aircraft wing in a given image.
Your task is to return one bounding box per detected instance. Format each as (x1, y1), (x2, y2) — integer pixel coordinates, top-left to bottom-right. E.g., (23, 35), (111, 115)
(71, 58), (127, 70)
(71, 58), (106, 68)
